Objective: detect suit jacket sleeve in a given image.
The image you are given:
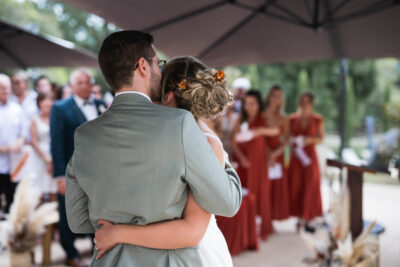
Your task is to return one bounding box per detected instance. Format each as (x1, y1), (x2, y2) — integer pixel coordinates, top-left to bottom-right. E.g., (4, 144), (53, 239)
(181, 112), (242, 217)
(65, 144), (94, 234)
(50, 104), (67, 178)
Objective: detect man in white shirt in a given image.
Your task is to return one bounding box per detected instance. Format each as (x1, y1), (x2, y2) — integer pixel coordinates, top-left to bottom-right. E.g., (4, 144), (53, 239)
(0, 74), (26, 215)
(34, 75), (53, 95)
(10, 70), (38, 119)
(50, 68), (106, 267)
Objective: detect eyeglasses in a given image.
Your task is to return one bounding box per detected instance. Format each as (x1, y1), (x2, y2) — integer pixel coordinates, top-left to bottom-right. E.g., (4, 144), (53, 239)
(133, 58), (167, 71)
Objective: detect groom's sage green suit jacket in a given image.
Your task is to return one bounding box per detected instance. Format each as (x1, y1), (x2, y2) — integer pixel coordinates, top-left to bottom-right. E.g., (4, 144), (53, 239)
(65, 93), (242, 267)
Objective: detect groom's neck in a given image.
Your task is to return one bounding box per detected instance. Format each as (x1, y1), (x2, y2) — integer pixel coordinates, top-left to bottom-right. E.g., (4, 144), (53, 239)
(117, 87), (150, 98)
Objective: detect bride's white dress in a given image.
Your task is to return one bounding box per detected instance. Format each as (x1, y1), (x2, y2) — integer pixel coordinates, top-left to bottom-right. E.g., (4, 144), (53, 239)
(198, 132), (233, 267)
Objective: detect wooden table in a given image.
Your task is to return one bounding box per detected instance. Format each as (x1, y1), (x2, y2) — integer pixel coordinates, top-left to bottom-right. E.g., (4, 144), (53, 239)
(327, 159), (376, 239)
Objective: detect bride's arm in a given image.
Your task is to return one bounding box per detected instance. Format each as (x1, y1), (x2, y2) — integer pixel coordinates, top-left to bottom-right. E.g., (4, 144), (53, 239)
(94, 136), (224, 259)
(96, 191), (210, 254)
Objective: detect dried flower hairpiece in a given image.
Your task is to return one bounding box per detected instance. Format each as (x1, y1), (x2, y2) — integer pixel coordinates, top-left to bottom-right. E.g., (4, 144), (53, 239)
(177, 79), (187, 90)
(214, 70), (225, 82)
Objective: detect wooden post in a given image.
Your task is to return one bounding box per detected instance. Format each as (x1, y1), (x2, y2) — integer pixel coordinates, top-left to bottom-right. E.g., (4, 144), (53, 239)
(42, 224), (54, 266)
(347, 169), (363, 239)
(327, 159), (375, 239)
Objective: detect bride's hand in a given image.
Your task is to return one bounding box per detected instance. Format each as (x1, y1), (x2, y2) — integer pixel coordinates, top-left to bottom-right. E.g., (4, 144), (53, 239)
(95, 220), (118, 259)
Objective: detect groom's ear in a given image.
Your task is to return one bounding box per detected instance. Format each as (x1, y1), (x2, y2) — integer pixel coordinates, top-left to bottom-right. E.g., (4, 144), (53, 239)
(136, 57), (149, 77)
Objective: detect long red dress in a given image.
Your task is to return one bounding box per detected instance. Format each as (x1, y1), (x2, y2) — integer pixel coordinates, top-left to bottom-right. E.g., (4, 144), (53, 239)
(235, 114), (273, 240)
(288, 113), (323, 221)
(216, 192), (259, 255)
(265, 126), (291, 220)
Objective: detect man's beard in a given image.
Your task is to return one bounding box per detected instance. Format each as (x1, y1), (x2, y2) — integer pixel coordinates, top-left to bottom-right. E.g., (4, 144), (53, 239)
(149, 67), (161, 102)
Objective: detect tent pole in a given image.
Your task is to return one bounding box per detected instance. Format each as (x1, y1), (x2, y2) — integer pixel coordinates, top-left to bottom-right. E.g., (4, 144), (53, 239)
(339, 58), (347, 160)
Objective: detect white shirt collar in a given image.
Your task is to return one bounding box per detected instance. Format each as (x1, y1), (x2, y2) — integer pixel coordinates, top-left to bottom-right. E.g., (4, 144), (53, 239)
(10, 90), (37, 103)
(115, 91), (152, 102)
(73, 94), (95, 106)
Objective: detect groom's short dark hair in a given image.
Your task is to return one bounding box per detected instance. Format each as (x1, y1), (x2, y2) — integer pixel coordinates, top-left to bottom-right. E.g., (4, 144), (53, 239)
(98, 30), (155, 92)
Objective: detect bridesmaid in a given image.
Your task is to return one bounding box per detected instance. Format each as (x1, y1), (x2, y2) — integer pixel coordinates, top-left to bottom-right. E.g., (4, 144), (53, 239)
(263, 85), (291, 221)
(220, 104), (238, 160)
(288, 92), (324, 230)
(231, 90), (277, 240)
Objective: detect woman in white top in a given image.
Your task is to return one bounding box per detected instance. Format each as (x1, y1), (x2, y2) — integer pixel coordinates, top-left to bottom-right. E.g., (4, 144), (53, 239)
(30, 92), (57, 202)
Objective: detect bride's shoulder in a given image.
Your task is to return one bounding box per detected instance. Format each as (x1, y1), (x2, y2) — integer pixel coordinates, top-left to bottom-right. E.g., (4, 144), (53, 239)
(204, 132), (223, 147)
(204, 132), (224, 164)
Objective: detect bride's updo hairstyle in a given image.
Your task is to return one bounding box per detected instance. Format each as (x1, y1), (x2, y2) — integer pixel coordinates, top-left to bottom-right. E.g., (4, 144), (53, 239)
(161, 56), (233, 119)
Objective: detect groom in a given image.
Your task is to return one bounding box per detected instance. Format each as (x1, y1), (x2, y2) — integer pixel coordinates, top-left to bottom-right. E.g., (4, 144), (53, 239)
(65, 30), (242, 266)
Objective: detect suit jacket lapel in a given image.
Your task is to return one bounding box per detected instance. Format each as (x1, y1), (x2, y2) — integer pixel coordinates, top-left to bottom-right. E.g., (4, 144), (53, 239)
(70, 98), (87, 124)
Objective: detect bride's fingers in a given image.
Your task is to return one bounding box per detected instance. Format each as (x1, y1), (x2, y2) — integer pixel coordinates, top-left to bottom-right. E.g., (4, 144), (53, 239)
(96, 249), (105, 259)
(98, 219), (113, 226)
(96, 245), (111, 260)
(98, 219), (107, 226)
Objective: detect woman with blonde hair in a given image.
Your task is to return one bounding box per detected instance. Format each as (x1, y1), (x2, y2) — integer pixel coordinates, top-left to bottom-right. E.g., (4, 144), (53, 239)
(263, 85), (290, 220)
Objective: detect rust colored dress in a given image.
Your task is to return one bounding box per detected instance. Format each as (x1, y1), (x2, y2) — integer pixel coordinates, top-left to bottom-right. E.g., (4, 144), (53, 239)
(288, 113), (323, 221)
(235, 114), (273, 240)
(216, 192), (259, 256)
(265, 126), (290, 220)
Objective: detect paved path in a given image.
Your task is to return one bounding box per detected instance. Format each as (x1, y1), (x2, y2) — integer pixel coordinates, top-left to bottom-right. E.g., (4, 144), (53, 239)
(1, 182), (398, 266)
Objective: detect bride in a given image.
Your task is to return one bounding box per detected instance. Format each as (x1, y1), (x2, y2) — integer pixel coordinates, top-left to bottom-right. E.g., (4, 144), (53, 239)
(94, 56), (234, 266)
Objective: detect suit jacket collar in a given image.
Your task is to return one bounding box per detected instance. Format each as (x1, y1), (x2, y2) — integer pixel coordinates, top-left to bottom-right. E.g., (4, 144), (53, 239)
(110, 92), (153, 109)
(69, 97), (87, 124)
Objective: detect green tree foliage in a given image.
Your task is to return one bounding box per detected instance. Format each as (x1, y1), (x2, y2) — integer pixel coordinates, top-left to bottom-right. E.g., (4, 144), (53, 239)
(228, 58), (396, 142)
(0, 0), (398, 141)
(0, 0), (63, 38)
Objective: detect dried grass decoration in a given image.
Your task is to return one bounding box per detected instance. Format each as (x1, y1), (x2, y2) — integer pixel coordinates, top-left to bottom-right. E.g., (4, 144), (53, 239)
(302, 174), (379, 267)
(6, 175), (59, 267)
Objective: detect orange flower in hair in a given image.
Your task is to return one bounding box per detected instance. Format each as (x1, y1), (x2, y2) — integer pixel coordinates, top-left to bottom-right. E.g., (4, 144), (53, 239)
(215, 70), (225, 82)
(177, 79), (187, 90)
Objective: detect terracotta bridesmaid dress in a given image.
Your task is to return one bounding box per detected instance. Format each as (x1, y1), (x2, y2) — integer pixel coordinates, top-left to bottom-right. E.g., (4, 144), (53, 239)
(265, 126), (290, 220)
(288, 114), (323, 221)
(235, 114), (273, 240)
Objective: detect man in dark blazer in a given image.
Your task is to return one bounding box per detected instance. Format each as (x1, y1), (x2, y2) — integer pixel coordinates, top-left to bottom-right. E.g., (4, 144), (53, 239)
(50, 68), (106, 267)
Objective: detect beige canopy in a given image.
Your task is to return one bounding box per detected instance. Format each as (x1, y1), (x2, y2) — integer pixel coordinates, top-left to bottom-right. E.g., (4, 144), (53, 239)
(0, 18), (97, 69)
(61, 0), (400, 66)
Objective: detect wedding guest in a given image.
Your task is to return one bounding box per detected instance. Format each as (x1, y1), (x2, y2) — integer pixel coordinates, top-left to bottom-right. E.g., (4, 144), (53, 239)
(92, 84), (104, 100)
(220, 104), (238, 159)
(55, 85), (73, 100)
(263, 85), (290, 220)
(50, 68), (106, 267)
(288, 92), (324, 231)
(30, 92), (57, 202)
(231, 90), (277, 240)
(61, 85), (72, 99)
(103, 91), (114, 107)
(232, 77), (251, 113)
(0, 74), (26, 215)
(10, 70), (38, 119)
(34, 75), (52, 94)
